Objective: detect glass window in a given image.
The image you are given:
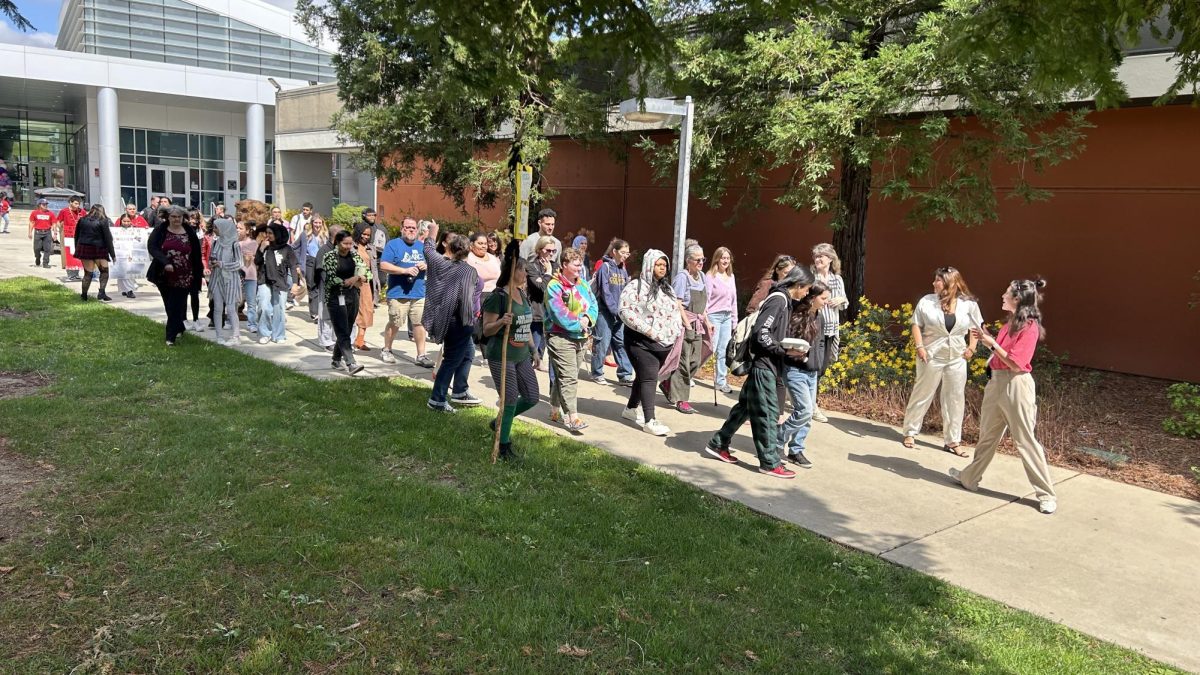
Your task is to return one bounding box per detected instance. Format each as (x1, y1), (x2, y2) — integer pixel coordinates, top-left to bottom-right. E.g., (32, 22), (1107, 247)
(136, 129), (146, 155)
(135, 165), (146, 187)
(150, 168), (166, 193)
(201, 135), (222, 160)
(202, 169), (221, 190)
(158, 132), (188, 159)
(120, 163), (135, 186)
(189, 134), (200, 158)
(119, 128), (134, 153)
(171, 171), (186, 194)
(197, 60), (230, 72)
(120, 153), (135, 164)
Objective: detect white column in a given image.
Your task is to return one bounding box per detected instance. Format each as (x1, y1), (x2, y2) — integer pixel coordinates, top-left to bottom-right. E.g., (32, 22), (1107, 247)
(671, 95), (694, 277)
(245, 103), (266, 202)
(97, 87), (121, 214)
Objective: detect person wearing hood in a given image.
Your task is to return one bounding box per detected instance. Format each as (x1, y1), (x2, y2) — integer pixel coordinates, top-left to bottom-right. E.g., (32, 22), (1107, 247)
(255, 222), (301, 344)
(618, 249), (684, 436)
(572, 234), (592, 272)
(589, 238), (634, 385)
(705, 266), (814, 478)
(208, 210), (243, 346)
(422, 220), (484, 412)
(544, 247), (599, 432)
(73, 204), (115, 302)
(146, 206), (203, 346)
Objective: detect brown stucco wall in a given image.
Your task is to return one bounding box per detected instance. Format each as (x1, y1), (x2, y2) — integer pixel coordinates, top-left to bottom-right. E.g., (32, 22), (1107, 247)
(376, 104), (1200, 381)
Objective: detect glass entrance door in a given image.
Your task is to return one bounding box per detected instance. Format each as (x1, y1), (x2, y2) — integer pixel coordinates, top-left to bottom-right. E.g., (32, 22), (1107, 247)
(30, 164), (69, 189)
(148, 165), (188, 206)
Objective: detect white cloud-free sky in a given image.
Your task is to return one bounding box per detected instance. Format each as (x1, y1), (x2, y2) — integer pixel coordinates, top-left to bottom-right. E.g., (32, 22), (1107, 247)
(1, 0), (299, 48)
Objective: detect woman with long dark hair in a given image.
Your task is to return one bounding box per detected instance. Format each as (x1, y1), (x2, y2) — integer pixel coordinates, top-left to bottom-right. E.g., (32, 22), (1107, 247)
(746, 254), (797, 312)
(146, 206), (202, 346)
(902, 266), (983, 455)
(186, 208), (208, 331)
(950, 278), (1057, 514)
(74, 204), (115, 302)
(322, 230), (367, 375)
(481, 241), (540, 459)
(618, 249), (684, 436)
(589, 237), (633, 385)
(777, 281), (830, 467)
(705, 266), (814, 477)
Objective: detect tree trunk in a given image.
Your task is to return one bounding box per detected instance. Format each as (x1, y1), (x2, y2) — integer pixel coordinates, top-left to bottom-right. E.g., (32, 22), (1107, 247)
(833, 144), (871, 321)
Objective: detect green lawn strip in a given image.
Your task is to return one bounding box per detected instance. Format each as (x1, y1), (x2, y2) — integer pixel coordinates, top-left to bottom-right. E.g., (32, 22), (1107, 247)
(0, 277), (1178, 673)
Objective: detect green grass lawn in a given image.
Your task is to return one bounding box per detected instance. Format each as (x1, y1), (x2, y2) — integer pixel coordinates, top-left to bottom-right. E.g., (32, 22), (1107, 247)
(0, 278), (1179, 673)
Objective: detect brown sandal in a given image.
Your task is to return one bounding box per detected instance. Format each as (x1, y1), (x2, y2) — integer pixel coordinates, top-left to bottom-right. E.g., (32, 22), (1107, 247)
(902, 437), (915, 449)
(943, 444), (969, 457)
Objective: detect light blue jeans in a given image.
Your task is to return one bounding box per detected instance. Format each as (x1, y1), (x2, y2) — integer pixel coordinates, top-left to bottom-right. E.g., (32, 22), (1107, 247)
(256, 284), (287, 342)
(590, 308), (633, 380)
(778, 366), (818, 455)
(709, 311), (734, 387)
(242, 279), (258, 331)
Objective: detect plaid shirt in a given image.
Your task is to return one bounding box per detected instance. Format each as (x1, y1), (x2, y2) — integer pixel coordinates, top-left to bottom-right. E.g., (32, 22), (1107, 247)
(817, 272), (845, 336)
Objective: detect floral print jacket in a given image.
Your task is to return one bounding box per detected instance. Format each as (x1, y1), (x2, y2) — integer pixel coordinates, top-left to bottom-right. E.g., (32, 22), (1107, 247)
(321, 249), (369, 304)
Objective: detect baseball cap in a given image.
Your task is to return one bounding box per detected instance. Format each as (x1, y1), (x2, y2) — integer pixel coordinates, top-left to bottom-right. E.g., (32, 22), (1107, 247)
(37, 198), (48, 205)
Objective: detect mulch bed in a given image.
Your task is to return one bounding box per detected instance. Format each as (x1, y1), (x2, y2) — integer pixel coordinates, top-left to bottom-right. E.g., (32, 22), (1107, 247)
(700, 363), (1200, 502)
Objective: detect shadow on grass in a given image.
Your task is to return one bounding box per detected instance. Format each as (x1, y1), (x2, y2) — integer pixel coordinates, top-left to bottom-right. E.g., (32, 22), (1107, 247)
(0, 277), (1176, 673)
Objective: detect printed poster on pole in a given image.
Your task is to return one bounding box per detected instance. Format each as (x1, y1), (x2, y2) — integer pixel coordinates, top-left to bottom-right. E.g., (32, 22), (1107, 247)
(513, 163), (533, 240)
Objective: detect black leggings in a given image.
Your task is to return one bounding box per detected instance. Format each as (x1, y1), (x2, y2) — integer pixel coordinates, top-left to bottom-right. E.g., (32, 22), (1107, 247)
(190, 287), (201, 321)
(626, 329), (669, 421)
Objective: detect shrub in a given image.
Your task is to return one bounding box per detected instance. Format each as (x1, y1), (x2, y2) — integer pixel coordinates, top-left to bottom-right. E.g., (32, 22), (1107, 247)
(1162, 382), (1200, 439)
(820, 298), (990, 395)
(330, 203), (365, 228)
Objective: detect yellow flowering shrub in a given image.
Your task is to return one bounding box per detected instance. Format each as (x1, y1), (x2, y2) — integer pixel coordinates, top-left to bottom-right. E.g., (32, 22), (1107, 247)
(820, 297), (992, 395)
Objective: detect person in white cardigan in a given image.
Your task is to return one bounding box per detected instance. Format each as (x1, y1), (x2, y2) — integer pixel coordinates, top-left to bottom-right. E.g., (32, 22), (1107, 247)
(901, 266), (982, 456)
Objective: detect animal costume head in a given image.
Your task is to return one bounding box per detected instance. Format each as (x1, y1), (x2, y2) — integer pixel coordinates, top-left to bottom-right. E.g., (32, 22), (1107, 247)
(235, 199), (269, 226)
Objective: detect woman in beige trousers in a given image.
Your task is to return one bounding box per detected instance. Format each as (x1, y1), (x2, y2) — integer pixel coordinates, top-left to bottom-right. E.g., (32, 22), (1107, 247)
(901, 266), (982, 455)
(950, 278), (1057, 514)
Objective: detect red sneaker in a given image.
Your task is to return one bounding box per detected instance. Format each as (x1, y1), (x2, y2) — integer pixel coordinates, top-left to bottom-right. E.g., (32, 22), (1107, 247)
(677, 401), (696, 414)
(704, 444), (738, 464)
(759, 465), (797, 479)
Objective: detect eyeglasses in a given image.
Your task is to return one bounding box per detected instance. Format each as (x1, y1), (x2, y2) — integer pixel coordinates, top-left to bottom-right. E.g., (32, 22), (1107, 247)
(690, 257), (705, 264)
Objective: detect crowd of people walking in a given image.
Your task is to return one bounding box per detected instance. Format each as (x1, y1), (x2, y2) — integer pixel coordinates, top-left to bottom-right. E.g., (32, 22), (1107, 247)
(25, 194), (1056, 511)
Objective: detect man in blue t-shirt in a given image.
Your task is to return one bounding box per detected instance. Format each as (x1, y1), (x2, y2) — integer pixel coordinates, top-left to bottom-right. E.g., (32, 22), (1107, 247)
(379, 216), (433, 367)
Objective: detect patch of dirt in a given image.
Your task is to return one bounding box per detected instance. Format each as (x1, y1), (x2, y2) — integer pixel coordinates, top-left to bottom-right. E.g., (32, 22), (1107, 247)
(0, 371), (52, 400)
(0, 307), (29, 319)
(700, 363), (1200, 502)
(0, 438), (56, 545)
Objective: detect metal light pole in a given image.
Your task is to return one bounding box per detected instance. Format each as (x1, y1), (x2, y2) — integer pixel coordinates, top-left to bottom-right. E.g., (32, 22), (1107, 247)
(618, 96), (693, 276)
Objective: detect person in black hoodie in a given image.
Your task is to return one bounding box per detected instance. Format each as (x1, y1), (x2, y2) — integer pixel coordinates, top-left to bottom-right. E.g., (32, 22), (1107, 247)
(146, 206), (203, 346)
(255, 222), (301, 345)
(74, 204), (116, 302)
(705, 266), (815, 478)
(777, 281), (831, 467)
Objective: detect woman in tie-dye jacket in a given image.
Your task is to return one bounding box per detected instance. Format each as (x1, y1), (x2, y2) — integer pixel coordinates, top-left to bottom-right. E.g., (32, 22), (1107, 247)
(544, 247), (599, 432)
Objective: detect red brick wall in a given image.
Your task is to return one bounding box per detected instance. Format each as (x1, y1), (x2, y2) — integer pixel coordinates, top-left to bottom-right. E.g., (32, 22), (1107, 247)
(377, 104), (1200, 382)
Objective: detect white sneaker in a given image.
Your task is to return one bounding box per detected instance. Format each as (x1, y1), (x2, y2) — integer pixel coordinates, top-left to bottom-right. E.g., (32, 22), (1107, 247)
(257, 336), (271, 344)
(642, 419), (670, 436)
(620, 406), (645, 426)
(1038, 500), (1057, 515)
(220, 337), (239, 347)
(380, 350), (396, 364)
(812, 409), (829, 423)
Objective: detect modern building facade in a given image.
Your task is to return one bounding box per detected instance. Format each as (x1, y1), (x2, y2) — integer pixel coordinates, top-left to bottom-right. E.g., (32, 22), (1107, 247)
(0, 0), (336, 213)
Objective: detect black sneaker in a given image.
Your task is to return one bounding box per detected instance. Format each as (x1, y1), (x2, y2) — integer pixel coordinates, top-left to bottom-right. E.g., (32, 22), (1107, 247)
(787, 452), (813, 468)
(98, 293), (112, 303)
(499, 442), (515, 460)
(80, 292), (88, 302)
(331, 360), (343, 370)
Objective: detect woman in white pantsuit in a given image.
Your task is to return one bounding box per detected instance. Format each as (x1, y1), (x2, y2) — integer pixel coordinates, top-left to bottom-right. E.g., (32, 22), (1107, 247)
(901, 266), (981, 456)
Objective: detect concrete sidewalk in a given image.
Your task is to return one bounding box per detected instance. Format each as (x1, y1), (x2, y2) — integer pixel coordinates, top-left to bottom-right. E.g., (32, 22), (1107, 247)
(1, 233), (1197, 672)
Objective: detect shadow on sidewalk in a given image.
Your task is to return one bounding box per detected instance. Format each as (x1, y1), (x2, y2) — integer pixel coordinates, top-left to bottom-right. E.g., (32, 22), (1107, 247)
(847, 452), (1019, 504)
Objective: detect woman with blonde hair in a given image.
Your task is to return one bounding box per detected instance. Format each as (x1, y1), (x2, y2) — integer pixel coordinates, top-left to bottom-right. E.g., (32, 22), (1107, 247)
(303, 213), (330, 321)
(810, 243), (848, 422)
(901, 266), (982, 455)
(706, 246), (738, 393)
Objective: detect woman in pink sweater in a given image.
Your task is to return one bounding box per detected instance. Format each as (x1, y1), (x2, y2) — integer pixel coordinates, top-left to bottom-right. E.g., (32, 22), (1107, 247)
(706, 247), (738, 393)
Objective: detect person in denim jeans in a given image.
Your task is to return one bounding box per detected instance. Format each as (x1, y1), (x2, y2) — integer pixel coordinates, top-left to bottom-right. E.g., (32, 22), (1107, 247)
(254, 223), (300, 344)
(589, 238), (633, 385)
(778, 281), (831, 467)
(238, 223), (262, 333)
(705, 246), (738, 393)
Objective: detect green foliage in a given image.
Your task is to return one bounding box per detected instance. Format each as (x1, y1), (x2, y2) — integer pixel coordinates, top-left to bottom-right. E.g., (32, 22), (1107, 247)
(1162, 383), (1200, 439)
(329, 203), (365, 228)
(0, 1), (33, 31)
(297, 0), (670, 223)
(282, 208), (300, 222)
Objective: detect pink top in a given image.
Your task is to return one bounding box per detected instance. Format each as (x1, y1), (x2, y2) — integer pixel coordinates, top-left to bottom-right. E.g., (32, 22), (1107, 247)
(705, 272), (738, 323)
(989, 321), (1040, 372)
(238, 239), (259, 280)
(468, 252), (502, 292)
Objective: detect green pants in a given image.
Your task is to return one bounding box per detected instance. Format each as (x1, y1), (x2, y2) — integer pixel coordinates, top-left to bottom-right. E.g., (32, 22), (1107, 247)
(710, 366), (783, 469)
(668, 333), (703, 403)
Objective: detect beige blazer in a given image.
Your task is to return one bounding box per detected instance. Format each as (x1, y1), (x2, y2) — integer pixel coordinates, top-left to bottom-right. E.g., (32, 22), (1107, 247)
(912, 294), (983, 362)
